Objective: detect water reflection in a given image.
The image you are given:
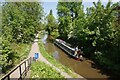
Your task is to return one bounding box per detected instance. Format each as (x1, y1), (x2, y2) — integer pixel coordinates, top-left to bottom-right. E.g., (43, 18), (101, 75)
(53, 51), (59, 59)
(41, 33), (48, 44)
(40, 33), (109, 79)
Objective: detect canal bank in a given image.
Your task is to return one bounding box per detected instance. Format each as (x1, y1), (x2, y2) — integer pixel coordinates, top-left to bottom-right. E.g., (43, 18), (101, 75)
(38, 40), (84, 78)
(30, 33), (85, 78)
(41, 33), (110, 79)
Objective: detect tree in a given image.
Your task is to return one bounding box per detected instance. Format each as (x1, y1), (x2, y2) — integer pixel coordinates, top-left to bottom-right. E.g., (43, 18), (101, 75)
(45, 9), (57, 35)
(57, 0), (120, 77)
(2, 2), (43, 43)
(57, 1), (83, 40)
(1, 2), (44, 73)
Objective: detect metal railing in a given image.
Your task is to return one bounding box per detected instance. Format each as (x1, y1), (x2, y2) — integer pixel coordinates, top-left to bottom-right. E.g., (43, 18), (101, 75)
(1, 57), (32, 80)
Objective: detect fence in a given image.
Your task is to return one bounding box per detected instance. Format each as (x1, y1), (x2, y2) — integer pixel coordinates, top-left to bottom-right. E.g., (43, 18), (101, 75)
(1, 57), (32, 80)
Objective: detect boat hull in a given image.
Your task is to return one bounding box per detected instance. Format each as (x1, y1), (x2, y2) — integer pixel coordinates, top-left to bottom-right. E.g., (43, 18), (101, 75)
(54, 39), (80, 59)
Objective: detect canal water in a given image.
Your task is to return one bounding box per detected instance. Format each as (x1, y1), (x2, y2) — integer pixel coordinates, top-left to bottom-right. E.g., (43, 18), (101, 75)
(41, 33), (110, 79)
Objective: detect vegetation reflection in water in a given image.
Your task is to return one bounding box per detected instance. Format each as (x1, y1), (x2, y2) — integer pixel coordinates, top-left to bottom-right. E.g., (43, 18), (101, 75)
(40, 33), (110, 79)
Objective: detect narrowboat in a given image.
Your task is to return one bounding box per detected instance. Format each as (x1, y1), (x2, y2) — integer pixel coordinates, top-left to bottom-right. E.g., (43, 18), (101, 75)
(54, 39), (83, 60)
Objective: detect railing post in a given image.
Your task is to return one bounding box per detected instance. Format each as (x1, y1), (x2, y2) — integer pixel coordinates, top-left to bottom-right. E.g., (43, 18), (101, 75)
(1, 57), (32, 80)
(8, 75), (10, 80)
(19, 65), (22, 80)
(28, 58), (30, 70)
(30, 57), (32, 66)
(29, 57), (31, 70)
(1, 75), (10, 80)
(24, 61), (27, 76)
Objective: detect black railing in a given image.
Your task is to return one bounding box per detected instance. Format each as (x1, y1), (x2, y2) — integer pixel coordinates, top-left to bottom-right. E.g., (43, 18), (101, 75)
(1, 57), (32, 80)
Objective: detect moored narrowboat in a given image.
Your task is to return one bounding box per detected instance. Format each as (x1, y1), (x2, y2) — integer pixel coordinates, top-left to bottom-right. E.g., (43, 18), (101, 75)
(54, 39), (83, 60)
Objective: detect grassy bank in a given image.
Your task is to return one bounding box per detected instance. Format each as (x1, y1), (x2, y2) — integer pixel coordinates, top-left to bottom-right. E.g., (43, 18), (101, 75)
(10, 43), (31, 65)
(30, 61), (65, 78)
(38, 40), (80, 78)
(0, 43), (31, 78)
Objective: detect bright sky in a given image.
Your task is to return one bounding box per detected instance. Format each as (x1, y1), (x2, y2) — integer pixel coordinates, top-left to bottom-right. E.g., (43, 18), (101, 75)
(42, 2), (58, 18)
(1, 0), (119, 19)
(42, 0), (119, 19)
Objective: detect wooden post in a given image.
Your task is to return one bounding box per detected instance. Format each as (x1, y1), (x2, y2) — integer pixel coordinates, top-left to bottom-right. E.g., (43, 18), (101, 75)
(1, 57), (32, 80)
(19, 65), (22, 80)
(27, 58), (30, 70)
(30, 57), (32, 66)
(8, 75), (10, 80)
(24, 61), (27, 76)
(1, 75), (10, 80)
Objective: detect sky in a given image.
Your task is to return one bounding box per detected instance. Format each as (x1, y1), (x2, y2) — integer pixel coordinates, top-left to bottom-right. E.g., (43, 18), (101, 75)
(42, 2), (58, 18)
(42, 2), (95, 18)
(1, 0), (119, 19)
(42, 0), (119, 19)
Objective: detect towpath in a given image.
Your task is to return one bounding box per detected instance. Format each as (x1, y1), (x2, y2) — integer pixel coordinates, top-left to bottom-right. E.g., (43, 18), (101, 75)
(28, 37), (86, 78)
(28, 39), (73, 78)
(8, 35), (86, 79)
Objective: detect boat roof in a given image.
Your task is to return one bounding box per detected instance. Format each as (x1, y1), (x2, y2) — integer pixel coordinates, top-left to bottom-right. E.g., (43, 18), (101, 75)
(56, 39), (75, 51)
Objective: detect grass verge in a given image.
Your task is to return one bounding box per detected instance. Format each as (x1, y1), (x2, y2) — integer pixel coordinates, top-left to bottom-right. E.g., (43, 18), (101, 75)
(0, 43), (31, 79)
(10, 43), (31, 65)
(38, 40), (80, 78)
(30, 61), (65, 79)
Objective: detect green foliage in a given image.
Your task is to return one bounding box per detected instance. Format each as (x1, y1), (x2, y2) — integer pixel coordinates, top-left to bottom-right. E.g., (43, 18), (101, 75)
(1, 2), (43, 73)
(57, 2), (83, 39)
(10, 43), (31, 64)
(1, 39), (16, 73)
(31, 61), (64, 78)
(45, 10), (58, 35)
(51, 31), (60, 39)
(57, 0), (120, 77)
(0, 38), (31, 73)
(2, 2), (43, 43)
(93, 51), (120, 77)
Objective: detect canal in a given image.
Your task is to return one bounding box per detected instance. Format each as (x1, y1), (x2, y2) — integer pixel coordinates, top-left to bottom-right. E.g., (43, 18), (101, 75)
(41, 33), (110, 79)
